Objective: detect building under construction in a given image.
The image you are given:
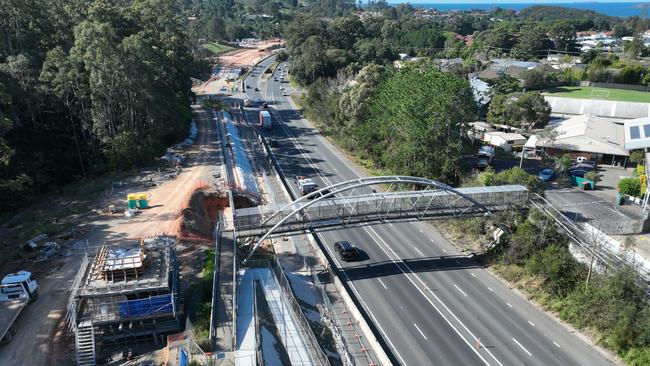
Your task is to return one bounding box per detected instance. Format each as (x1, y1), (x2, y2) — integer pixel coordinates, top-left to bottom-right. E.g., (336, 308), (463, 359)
(66, 236), (181, 366)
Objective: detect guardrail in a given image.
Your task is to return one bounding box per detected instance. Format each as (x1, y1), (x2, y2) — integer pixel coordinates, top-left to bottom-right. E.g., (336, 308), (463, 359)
(229, 190), (238, 353)
(65, 253), (90, 333)
(244, 259), (330, 366)
(269, 256), (330, 366)
(240, 101), (391, 365)
(209, 223), (221, 349)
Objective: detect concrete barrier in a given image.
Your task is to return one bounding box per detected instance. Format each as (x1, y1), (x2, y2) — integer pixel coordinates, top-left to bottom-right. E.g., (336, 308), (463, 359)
(242, 59), (395, 365)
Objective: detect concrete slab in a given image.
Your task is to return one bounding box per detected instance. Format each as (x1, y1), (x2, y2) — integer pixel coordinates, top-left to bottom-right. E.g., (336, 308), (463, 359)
(545, 189), (644, 234)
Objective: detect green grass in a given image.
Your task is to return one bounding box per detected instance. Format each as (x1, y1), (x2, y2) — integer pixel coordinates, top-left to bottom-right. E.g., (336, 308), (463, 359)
(545, 86), (650, 103)
(202, 42), (234, 55)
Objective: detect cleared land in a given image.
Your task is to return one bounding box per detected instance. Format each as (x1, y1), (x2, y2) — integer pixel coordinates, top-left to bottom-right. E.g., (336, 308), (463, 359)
(545, 86), (650, 103)
(203, 42), (234, 55)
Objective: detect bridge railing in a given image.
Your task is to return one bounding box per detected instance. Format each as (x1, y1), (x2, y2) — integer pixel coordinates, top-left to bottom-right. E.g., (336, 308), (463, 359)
(234, 185), (528, 237)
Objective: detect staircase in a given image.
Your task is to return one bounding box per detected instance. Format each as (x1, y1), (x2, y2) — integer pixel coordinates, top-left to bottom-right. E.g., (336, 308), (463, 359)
(75, 322), (96, 366)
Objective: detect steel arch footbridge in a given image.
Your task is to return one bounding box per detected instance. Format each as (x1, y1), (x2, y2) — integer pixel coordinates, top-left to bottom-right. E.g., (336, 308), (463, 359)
(234, 176), (528, 260)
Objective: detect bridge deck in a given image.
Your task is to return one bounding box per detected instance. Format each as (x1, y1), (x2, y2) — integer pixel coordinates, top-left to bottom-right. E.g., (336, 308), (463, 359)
(235, 185), (527, 238)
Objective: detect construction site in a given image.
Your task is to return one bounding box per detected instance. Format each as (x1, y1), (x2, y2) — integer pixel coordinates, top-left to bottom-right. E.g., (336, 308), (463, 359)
(67, 237), (180, 365)
(0, 43), (390, 366)
(46, 98), (363, 366)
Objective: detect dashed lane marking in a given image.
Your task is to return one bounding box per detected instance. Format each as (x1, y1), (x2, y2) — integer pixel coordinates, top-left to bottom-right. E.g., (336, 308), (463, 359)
(512, 338), (532, 356)
(454, 284), (468, 297)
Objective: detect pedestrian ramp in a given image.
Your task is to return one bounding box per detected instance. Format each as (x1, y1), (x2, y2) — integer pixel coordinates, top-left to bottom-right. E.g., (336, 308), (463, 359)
(235, 268), (315, 366)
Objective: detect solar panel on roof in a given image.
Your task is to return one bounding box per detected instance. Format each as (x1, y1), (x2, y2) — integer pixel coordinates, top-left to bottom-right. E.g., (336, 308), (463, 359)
(630, 126), (641, 139)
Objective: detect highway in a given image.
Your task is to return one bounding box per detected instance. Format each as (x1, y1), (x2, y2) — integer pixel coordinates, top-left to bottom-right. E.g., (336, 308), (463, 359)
(241, 56), (615, 365)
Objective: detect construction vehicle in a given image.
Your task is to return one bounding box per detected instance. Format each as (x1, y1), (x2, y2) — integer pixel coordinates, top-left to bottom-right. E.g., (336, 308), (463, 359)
(476, 145), (495, 169)
(1, 271), (39, 344)
(295, 176), (318, 197)
(259, 110), (272, 130)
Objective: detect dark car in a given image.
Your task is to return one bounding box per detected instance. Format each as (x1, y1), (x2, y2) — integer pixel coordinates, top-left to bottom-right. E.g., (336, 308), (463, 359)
(569, 162), (596, 171)
(262, 102), (269, 109)
(568, 165), (595, 176)
(334, 241), (359, 261)
(254, 87), (260, 91)
(569, 169), (589, 178)
(269, 138), (279, 147)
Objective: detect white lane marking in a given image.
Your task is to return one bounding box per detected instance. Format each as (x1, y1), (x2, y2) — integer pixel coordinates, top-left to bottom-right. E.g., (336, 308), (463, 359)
(470, 273), (477, 278)
(553, 341), (561, 348)
(253, 64), (410, 366)
(442, 248), (447, 253)
(506, 303), (513, 308)
(413, 323), (428, 340)
(528, 321), (535, 327)
(429, 238), (434, 242)
(419, 229), (424, 233)
(389, 223), (394, 226)
(512, 338), (532, 356)
(454, 284), (468, 297)
(487, 287), (494, 292)
(365, 227), (498, 366)
(413, 247), (424, 256)
(377, 278), (388, 290)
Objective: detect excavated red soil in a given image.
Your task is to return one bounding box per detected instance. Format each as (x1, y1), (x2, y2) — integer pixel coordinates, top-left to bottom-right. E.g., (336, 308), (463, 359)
(177, 189), (228, 242)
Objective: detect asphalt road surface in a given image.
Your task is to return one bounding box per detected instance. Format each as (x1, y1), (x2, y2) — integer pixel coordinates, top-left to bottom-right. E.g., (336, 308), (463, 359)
(241, 56), (615, 366)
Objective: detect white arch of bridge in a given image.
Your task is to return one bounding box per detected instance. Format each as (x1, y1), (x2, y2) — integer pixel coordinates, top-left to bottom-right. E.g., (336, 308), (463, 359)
(243, 176), (491, 264)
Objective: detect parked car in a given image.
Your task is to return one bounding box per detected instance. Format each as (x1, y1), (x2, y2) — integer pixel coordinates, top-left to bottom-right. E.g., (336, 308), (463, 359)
(246, 84), (251, 89)
(538, 168), (554, 182)
(334, 241), (359, 261)
(254, 87), (259, 91)
(269, 138), (279, 147)
(569, 169), (589, 178)
(569, 163), (595, 173)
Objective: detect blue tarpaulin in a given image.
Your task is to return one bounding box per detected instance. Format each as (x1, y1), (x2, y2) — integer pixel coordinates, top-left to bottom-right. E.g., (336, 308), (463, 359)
(118, 294), (173, 318)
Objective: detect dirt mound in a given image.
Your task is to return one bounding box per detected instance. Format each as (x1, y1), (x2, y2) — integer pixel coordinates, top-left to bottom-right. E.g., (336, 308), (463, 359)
(176, 188), (229, 242)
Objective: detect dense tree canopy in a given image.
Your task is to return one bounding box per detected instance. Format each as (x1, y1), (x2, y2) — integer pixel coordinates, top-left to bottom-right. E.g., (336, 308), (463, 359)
(487, 92), (551, 129)
(0, 0), (193, 214)
(357, 64), (476, 184)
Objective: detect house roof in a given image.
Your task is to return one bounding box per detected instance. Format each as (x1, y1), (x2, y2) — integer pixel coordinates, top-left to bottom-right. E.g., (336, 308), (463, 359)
(531, 115), (629, 156)
(484, 131), (527, 141)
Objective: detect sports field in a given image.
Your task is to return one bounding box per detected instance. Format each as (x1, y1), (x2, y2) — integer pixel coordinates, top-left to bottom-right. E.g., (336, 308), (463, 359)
(545, 86), (650, 103)
(203, 42), (235, 55)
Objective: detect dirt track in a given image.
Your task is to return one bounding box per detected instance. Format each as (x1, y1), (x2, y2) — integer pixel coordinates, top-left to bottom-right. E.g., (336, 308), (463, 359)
(192, 39), (284, 96)
(0, 108), (221, 366)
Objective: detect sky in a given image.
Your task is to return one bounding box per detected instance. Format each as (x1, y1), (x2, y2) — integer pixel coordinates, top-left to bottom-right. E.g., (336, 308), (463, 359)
(387, 0), (647, 3)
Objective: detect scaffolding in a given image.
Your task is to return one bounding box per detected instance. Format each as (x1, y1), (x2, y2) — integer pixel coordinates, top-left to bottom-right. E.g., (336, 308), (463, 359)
(68, 236), (181, 364)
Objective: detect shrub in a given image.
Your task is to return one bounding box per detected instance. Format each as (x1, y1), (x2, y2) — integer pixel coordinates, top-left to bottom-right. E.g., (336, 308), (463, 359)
(527, 244), (583, 297)
(584, 171), (602, 183)
(630, 150), (645, 165)
(619, 177), (642, 197)
(479, 167), (544, 194)
(625, 348), (650, 366)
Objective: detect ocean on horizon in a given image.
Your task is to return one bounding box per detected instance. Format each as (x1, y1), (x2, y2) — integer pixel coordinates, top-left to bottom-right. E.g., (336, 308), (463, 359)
(409, 2), (650, 17)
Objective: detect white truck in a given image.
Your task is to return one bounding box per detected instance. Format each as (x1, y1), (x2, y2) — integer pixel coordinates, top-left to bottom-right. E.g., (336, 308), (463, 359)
(295, 176), (318, 197)
(0, 271), (39, 345)
(476, 145), (495, 169)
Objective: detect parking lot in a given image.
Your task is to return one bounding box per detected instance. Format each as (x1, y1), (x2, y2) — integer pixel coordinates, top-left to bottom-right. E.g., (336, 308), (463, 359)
(545, 165), (645, 234)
